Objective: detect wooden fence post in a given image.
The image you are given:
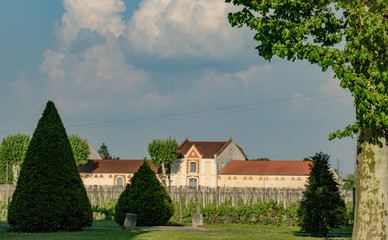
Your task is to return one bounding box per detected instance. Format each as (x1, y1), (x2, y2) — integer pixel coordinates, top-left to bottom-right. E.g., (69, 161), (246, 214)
(179, 186), (183, 223)
(197, 185), (201, 213)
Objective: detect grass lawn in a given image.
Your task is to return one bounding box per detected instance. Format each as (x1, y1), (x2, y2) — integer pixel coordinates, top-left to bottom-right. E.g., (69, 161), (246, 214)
(0, 220), (351, 240)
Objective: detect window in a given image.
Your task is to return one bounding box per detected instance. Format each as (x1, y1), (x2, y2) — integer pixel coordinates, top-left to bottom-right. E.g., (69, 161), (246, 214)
(190, 162), (197, 173)
(116, 177), (124, 187)
(189, 178), (197, 188)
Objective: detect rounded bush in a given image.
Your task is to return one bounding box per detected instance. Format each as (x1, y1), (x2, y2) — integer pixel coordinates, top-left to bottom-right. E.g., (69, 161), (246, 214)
(114, 160), (173, 226)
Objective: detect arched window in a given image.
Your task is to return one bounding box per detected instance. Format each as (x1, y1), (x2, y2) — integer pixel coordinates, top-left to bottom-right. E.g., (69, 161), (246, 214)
(189, 162), (197, 173)
(188, 178), (197, 188)
(116, 177), (124, 187)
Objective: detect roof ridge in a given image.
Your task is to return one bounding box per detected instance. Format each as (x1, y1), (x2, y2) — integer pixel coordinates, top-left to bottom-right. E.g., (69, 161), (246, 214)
(178, 138), (189, 150)
(215, 138), (232, 156)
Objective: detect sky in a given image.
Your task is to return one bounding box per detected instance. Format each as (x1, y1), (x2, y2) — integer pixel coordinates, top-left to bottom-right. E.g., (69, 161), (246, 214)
(0, 0), (356, 176)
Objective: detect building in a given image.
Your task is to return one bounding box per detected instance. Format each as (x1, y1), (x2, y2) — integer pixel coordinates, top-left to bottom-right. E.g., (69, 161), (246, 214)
(78, 159), (161, 187)
(169, 138), (246, 187)
(218, 160), (310, 188)
(78, 138), (312, 189)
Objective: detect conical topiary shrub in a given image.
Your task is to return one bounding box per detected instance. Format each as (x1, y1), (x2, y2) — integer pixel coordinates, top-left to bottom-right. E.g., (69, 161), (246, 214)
(114, 159), (173, 226)
(297, 152), (347, 237)
(7, 101), (93, 232)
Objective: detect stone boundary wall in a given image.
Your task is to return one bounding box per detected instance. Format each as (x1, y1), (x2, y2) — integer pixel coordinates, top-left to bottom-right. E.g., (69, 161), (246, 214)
(0, 184), (353, 207)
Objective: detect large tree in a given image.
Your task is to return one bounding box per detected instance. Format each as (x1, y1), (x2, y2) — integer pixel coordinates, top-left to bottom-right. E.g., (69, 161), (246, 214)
(68, 134), (90, 165)
(225, 1), (387, 238)
(7, 101), (92, 232)
(148, 137), (178, 185)
(0, 133), (30, 183)
(297, 152), (347, 237)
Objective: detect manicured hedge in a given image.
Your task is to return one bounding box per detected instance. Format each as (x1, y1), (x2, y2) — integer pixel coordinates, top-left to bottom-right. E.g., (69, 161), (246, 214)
(7, 101), (93, 232)
(114, 159), (173, 226)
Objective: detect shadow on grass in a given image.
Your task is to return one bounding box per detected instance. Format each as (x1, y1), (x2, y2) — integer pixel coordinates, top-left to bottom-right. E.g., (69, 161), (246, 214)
(165, 222), (185, 227)
(1, 223), (152, 240)
(294, 225), (353, 239)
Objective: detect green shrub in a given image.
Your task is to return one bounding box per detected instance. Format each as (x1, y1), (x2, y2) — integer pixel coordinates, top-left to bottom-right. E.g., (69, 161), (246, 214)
(297, 152), (347, 237)
(114, 159), (173, 226)
(7, 101), (93, 232)
(92, 200), (116, 220)
(0, 200), (7, 221)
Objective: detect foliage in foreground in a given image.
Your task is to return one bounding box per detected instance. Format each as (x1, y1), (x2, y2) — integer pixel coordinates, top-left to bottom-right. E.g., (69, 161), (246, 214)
(7, 101), (93, 232)
(297, 152), (347, 237)
(114, 159), (173, 226)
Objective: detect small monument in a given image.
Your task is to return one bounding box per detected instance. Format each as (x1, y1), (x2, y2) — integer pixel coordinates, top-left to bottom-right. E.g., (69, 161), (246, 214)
(123, 213), (137, 230)
(192, 213), (204, 227)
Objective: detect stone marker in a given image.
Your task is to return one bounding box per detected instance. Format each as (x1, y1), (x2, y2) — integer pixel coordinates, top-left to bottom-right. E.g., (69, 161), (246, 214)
(192, 213), (203, 227)
(123, 213), (137, 230)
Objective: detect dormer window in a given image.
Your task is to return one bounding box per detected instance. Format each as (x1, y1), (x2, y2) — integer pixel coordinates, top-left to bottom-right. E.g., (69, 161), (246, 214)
(190, 162), (197, 173)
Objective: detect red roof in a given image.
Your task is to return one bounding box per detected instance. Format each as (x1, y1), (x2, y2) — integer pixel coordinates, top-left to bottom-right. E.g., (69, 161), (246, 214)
(219, 160), (311, 176)
(77, 159), (162, 174)
(178, 138), (232, 158)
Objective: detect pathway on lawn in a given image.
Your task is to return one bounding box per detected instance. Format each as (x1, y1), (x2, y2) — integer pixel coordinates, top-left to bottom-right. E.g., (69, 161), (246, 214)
(138, 226), (209, 232)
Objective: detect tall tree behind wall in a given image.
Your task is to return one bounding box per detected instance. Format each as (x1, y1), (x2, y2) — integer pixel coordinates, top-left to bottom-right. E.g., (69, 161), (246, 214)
(68, 134), (90, 165)
(0, 133), (30, 184)
(98, 143), (112, 159)
(148, 137), (179, 185)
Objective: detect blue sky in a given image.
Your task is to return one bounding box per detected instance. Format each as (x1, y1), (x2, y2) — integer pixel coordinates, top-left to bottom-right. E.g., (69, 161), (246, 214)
(0, 0), (356, 175)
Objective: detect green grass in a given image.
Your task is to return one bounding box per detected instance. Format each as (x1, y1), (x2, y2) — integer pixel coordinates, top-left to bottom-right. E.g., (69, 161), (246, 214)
(0, 220), (352, 240)
(203, 222), (299, 233)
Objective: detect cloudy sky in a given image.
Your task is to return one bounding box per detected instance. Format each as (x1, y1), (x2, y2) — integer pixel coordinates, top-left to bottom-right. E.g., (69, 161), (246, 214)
(0, 0), (356, 175)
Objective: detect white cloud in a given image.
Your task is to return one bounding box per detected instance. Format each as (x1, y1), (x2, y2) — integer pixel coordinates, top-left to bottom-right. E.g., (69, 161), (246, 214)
(186, 65), (272, 104)
(126, 0), (247, 58)
(38, 0), (156, 114)
(32, 0), (257, 114)
(56, 0), (126, 49)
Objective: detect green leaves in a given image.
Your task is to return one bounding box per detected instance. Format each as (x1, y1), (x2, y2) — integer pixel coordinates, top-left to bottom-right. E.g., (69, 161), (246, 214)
(297, 152), (347, 237)
(226, 0), (388, 140)
(68, 134), (90, 165)
(148, 137), (178, 167)
(0, 133), (30, 183)
(114, 160), (173, 226)
(7, 101), (92, 232)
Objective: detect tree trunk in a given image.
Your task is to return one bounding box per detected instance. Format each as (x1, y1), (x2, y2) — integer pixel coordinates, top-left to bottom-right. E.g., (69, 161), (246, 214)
(353, 129), (388, 239)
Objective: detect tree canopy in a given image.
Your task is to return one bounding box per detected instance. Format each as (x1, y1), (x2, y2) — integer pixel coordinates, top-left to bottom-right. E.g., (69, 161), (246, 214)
(225, 1), (387, 238)
(68, 134), (90, 165)
(98, 143), (112, 159)
(0, 133), (30, 183)
(148, 137), (178, 184)
(226, 0), (387, 140)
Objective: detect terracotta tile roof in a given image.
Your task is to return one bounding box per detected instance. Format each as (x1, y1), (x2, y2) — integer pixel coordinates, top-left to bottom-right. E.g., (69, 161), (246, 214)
(219, 160), (311, 176)
(77, 159), (163, 174)
(178, 139), (231, 158)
